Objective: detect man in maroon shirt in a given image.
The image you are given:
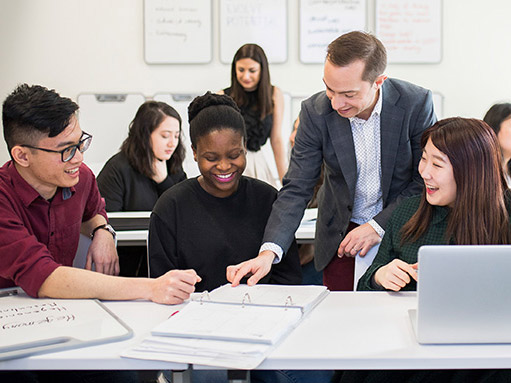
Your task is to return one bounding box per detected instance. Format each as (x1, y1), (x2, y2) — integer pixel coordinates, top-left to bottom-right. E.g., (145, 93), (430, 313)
(0, 84), (200, 304)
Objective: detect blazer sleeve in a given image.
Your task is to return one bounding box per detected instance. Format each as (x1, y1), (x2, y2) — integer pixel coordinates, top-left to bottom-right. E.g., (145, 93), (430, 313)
(262, 98), (325, 253)
(373, 89), (436, 229)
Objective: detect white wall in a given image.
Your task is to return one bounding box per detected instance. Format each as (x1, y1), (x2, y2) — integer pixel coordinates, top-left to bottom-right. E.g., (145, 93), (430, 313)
(1, 0), (511, 164)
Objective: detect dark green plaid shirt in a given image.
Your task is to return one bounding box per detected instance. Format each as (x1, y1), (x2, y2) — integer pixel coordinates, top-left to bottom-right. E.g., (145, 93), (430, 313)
(357, 195), (450, 291)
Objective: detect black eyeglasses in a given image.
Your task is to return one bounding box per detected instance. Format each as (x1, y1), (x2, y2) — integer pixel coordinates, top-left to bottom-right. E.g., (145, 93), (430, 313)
(21, 132), (93, 162)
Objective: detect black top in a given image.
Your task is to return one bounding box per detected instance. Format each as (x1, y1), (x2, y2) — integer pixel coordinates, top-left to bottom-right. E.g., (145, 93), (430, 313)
(149, 176), (302, 292)
(224, 87), (273, 152)
(97, 152), (186, 211)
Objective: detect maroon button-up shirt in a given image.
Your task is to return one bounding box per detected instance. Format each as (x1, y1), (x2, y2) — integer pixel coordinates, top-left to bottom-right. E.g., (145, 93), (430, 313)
(0, 161), (106, 297)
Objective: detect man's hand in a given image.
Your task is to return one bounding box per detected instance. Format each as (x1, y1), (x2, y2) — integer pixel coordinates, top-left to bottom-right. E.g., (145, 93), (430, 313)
(226, 250), (275, 287)
(337, 223), (381, 258)
(151, 269), (201, 305)
(374, 260), (418, 291)
(85, 229), (120, 275)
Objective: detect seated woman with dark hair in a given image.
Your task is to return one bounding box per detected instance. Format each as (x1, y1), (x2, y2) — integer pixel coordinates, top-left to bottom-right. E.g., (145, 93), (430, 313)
(335, 118), (511, 383)
(358, 117), (511, 293)
(97, 101), (186, 276)
(483, 103), (511, 187)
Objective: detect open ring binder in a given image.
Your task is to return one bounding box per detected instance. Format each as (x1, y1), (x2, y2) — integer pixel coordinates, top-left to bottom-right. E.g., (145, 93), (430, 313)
(152, 284), (329, 345)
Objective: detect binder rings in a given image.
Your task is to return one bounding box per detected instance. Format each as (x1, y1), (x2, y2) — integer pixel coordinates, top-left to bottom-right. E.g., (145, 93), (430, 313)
(123, 284), (328, 369)
(151, 284), (329, 345)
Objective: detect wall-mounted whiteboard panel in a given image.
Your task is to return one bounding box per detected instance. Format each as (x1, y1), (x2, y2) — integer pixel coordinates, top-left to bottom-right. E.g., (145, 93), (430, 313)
(219, 0), (288, 64)
(153, 93), (200, 178)
(144, 0), (212, 64)
(376, 0), (442, 64)
(78, 94), (146, 175)
(299, 0), (366, 64)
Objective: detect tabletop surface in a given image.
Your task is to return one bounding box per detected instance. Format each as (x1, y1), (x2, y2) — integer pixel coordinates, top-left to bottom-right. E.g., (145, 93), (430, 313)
(2, 292), (511, 371)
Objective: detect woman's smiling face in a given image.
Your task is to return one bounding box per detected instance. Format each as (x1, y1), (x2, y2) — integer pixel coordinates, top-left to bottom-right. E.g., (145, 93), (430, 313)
(194, 128), (246, 198)
(419, 138), (457, 207)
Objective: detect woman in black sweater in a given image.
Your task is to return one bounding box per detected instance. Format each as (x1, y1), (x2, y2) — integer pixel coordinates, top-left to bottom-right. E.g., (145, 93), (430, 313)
(97, 101), (186, 211)
(97, 101), (186, 276)
(149, 92), (301, 291)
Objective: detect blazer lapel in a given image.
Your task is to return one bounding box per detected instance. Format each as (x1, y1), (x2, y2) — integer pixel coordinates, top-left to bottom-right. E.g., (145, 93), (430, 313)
(325, 111), (357, 200)
(380, 81), (405, 203)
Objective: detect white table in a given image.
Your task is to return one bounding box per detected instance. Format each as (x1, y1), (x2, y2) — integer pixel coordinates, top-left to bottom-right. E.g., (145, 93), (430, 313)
(2, 292), (511, 371)
(0, 300), (186, 371)
(259, 292), (511, 370)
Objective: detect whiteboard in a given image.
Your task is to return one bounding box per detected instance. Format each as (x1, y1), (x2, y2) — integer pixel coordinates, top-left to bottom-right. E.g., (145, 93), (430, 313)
(144, 0), (212, 64)
(375, 0), (442, 64)
(77, 94), (146, 176)
(153, 93), (200, 178)
(219, 0), (288, 64)
(0, 290), (132, 361)
(299, 0), (367, 64)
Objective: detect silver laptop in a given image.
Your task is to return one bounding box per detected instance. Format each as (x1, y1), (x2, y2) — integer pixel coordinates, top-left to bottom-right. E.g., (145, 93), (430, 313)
(409, 245), (511, 344)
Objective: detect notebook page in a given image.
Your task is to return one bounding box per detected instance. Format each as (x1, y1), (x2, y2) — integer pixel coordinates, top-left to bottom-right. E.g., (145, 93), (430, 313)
(151, 301), (302, 344)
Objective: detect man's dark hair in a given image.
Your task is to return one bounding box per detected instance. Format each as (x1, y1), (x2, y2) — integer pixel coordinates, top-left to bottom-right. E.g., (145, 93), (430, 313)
(2, 84), (79, 152)
(326, 31), (387, 83)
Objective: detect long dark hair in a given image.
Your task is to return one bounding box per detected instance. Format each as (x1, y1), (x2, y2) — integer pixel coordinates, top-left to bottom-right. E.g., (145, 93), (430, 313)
(229, 44), (273, 119)
(401, 117), (510, 245)
(121, 101), (185, 178)
(483, 103), (511, 179)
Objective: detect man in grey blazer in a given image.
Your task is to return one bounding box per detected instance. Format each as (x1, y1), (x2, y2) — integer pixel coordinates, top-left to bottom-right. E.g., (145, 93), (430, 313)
(227, 31), (436, 290)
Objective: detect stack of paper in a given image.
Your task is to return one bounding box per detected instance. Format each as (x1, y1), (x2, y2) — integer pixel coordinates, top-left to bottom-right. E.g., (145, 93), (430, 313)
(123, 336), (269, 369)
(122, 284), (329, 369)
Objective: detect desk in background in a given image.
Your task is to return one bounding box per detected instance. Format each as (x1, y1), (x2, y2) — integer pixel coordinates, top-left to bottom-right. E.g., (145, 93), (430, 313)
(111, 209), (317, 246)
(2, 292), (511, 372)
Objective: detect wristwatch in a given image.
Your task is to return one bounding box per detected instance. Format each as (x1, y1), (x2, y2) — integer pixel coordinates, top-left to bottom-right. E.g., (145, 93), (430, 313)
(90, 223), (117, 241)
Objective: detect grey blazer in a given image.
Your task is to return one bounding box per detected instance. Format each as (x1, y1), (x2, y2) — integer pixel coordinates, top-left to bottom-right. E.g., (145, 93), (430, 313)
(262, 78), (437, 271)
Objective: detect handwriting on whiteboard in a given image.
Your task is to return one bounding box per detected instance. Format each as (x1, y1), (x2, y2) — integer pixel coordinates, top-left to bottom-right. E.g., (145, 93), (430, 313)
(1, 302), (76, 330)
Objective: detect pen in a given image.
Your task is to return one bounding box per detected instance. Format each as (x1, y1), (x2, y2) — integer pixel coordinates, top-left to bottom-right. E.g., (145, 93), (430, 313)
(0, 289), (18, 298)
(168, 310), (179, 319)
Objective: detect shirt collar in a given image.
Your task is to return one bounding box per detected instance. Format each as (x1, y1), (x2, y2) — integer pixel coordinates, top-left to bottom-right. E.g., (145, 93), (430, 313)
(7, 161), (75, 206)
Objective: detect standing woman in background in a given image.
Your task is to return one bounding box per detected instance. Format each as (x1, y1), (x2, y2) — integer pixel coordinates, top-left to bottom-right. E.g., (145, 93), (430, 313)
(220, 43), (287, 188)
(483, 103), (511, 187)
(97, 101), (186, 276)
